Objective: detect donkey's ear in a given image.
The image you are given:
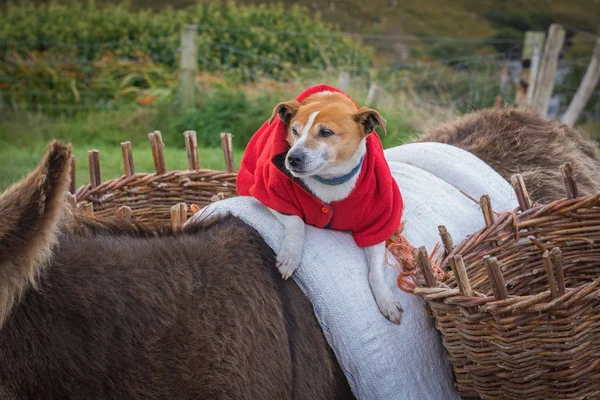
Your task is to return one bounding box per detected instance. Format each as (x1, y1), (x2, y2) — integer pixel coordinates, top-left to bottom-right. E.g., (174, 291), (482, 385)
(269, 100), (301, 125)
(354, 107), (387, 136)
(0, 141), (71, 326)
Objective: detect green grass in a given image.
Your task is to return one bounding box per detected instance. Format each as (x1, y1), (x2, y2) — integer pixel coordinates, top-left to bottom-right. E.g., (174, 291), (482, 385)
(0, 142), (244, 191)
(0, 108), (413, 191)
(0, 110), (243, 191)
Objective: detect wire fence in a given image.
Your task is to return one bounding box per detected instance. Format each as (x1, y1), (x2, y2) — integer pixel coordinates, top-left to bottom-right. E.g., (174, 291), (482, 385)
(1, 28), (599, 121)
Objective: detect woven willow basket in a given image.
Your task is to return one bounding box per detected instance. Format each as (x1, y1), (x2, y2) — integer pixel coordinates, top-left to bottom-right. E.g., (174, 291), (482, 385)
(73, 130), (238, 225)
(414, 170), (600, 400)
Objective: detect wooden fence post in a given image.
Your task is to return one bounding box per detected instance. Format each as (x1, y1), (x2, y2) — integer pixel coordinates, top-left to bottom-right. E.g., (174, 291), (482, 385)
(516, 31), (545, 108)
(527, 42), (542, 105)
(365, 83), (384, 108)
(337, 72), (351, 92)
(180, 24), (198, 110)
(530, 24), (566, 117)
(561, 38), (600, 127)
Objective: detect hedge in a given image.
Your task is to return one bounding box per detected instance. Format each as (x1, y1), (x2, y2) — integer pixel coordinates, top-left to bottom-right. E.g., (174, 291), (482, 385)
(0, 1), (372, 80)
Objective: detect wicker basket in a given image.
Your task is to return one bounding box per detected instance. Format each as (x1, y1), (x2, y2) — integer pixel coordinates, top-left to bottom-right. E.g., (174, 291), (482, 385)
(414, 169), (600, 399)
(73, 130), (238, 225)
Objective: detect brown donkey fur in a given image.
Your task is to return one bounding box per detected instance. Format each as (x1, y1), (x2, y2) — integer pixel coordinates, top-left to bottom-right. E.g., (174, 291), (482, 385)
(0, 143), (353, 400)
(419, 108), (600, 204)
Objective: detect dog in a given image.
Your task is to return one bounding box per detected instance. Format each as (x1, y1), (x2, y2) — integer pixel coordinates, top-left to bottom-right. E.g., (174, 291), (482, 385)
(236, 85), (404, 324)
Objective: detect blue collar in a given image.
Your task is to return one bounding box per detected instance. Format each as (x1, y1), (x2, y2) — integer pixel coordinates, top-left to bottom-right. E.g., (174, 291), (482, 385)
(312, 156), (364, 186)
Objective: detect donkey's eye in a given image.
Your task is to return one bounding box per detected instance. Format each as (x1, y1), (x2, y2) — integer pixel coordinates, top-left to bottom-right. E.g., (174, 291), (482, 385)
(319, 129), (334, 138)
(292, 127), (299, 136)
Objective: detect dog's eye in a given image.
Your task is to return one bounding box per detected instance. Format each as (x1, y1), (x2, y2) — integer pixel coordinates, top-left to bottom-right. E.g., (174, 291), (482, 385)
(319, 129), (334, 138)
(292, 127), (299, 136)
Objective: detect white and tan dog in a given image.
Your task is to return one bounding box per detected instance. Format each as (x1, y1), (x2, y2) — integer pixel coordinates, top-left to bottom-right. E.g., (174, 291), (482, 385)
(236, 85), (404, 324)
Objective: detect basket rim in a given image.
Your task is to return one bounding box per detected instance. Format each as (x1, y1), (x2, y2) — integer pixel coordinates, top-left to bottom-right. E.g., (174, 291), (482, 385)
(71, 129), (238, 201)
(75, 168), (238, 200)
(415, 192), (600, 310)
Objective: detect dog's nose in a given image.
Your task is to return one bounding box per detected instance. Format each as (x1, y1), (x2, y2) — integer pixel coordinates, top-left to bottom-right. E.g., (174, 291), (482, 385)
(287, 152), (303, 168)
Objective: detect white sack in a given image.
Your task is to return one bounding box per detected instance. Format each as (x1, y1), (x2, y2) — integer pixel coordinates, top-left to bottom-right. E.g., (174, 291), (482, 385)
(385, 142), (517, 212)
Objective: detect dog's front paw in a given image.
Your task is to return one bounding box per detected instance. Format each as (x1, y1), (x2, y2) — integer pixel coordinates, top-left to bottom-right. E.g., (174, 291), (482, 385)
(376, 296), (403, 325)
(276, 244), (301, 280)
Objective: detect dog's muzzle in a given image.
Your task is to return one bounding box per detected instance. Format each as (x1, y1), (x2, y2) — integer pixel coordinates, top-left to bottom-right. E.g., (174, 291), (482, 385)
(286, 150), (305, 170)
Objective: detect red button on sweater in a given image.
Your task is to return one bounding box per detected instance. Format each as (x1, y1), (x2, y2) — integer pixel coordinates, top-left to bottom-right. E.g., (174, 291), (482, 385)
(236, 84), (403, 248)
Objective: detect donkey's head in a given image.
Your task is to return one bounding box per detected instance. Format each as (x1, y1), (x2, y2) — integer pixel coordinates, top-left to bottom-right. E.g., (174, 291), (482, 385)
(0, 141), (72, 326)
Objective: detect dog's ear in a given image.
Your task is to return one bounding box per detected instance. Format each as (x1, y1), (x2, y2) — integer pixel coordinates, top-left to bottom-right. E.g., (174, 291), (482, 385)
(354, 107), (387, 136)
(269, 100), (301, 125)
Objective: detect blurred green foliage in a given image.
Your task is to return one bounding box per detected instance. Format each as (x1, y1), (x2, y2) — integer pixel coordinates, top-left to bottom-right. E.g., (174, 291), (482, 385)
(0, 49), (175, 112)
(167, 85), (413, 148)
(168, 87), (273, 148)
(0, 0), (372, 79)
(0, 0), (372, 113)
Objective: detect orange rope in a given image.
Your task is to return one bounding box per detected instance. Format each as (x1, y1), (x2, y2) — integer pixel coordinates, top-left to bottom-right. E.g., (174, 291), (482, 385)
(386, 222), (445, 293)
(429, 243), (445, 280)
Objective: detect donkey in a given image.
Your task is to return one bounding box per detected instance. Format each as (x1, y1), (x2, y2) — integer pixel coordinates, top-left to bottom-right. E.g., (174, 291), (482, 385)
(0, 142), (353, 400)
(419, 108), (600, 204)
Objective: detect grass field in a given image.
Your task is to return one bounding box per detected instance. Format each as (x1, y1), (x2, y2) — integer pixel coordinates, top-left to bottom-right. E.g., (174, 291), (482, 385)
(0, 111), (244, 191)
(0, 119), (412, 191)
(3, 106), (599, 192)
(0, 110), (414, 191)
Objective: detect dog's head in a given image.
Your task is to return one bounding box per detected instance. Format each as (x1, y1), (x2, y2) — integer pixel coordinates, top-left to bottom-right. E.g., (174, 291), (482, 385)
(269, 91), (386, 177)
